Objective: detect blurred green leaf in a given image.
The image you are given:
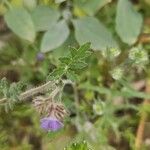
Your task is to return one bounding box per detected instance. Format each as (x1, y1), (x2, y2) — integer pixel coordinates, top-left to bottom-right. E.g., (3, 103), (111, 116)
(65, 141), (92, 150)
(41, 20), (70, 52)
(70, 47), (77, 57)
(23, 0), (37, 11)
(5, 8), (36, 42)
(32, 5), (60, 31)
(116, 0), (143, 45)
(79, 82), (150, 99)
(75, 0), (111, 16)
(59, 57), (70, 64)
(48, 67), (65, 80)
(55, 0), (66, 3)
(66, 71), (78, 81)
(73, 17), (118, 51)
(70, 61), (87, 70)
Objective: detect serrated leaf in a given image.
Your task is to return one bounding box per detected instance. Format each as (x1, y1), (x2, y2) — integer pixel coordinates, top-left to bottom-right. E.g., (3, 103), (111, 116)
(59, 57), (70, 64)
(84, 51), (92, 58)
(41, 20), (70, 52)
(77, 42), (91, 55)
(31, 5), (60, 31)
(47, 43), (91, 80)
(73, 17), (118, 51)
(5, 8), (36, 42)
(116, 0), (143, 45)
(69, 43), (91, 61)
(48, 68), (65, 80)
(71, 61), (87, 70)
(70, 47), (77, 57)
(66, 71), (78, 81)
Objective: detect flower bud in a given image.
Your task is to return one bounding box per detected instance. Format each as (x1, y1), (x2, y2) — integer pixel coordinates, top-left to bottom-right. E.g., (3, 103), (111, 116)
(129, 47), (148, 64)
(111, 67), (123, 80)
(93, 101), (105, 115)
(36, 52), (45, 61)
(102, 47), (120, 59)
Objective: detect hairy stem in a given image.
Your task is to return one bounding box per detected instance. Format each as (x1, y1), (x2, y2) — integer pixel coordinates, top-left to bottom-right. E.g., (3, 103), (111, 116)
(0, 80), (56, 104)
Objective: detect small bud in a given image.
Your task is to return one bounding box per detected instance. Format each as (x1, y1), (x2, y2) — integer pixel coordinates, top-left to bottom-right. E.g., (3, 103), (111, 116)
(129, 47), (148, 64)
(111, 67), (123, 80)
(36, 52), (45, 61)
(93, 101), (105, 115)
(109, 48), (121, 58)
(102, 47), (120, 59)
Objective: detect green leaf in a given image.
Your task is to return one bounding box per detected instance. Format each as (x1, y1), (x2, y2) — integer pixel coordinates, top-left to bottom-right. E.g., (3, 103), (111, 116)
(47, 43), (91, 80)
(65, 141), (92, 150)
(41, 20), (70, 52)
(76, 42), (91, 58)
(116, 0), (143, 45)
(66, 71), (78, 81)
(59, 57), (70, 64)
(75, 0), (112, 16)
(73, 17), (118, 51)
(47, 68), (65, 80)
(5, 8), (36, 42)
(70, 61), (87, 70)
(70, 47), (77, 57)
(31, 6), (60, 31)
(23, 0), (37, 11)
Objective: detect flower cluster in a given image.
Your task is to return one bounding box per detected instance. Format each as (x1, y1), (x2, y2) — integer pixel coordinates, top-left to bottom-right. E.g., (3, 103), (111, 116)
(93, 101), (105, 116)
(129, 47), (148, 65)
(33, 96), (69, 132)
(102, 47), (120, 59)
(110, 67), (123, 80)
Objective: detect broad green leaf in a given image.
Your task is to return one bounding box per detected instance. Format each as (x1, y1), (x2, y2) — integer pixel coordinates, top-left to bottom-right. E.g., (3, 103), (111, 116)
(5, 8), (36, 42)
(73, 17), (117, 51)
(116, 0), (143, 45)
(75, 0), (112, 16)
(52, 33), (77, 59)
(32, 5), (60, 31)
(41, 20), (70, 52)
(11, 0), (23, 7)
(23, 0), (37, 11)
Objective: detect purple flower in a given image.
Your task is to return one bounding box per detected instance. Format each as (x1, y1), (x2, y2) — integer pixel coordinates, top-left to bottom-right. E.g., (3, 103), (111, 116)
(40, 117), (63, 131)
(36, 52), (45, 61)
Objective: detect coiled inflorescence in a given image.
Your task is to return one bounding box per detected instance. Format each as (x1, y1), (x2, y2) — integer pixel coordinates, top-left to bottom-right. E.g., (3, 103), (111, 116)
(33, 95), (69, 132)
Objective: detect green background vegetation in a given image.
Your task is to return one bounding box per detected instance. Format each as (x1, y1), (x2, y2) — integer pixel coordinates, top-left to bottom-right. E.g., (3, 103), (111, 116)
(0, 0), (150, 150)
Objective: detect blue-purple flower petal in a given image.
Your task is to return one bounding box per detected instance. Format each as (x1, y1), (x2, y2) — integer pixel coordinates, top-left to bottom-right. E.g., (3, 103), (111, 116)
(40, 117), (63, 131)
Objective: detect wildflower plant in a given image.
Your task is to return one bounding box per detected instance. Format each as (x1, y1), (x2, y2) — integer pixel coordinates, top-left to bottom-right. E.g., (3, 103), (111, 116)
(0, 43), (92, 132)
(0, 0), (150, 149)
